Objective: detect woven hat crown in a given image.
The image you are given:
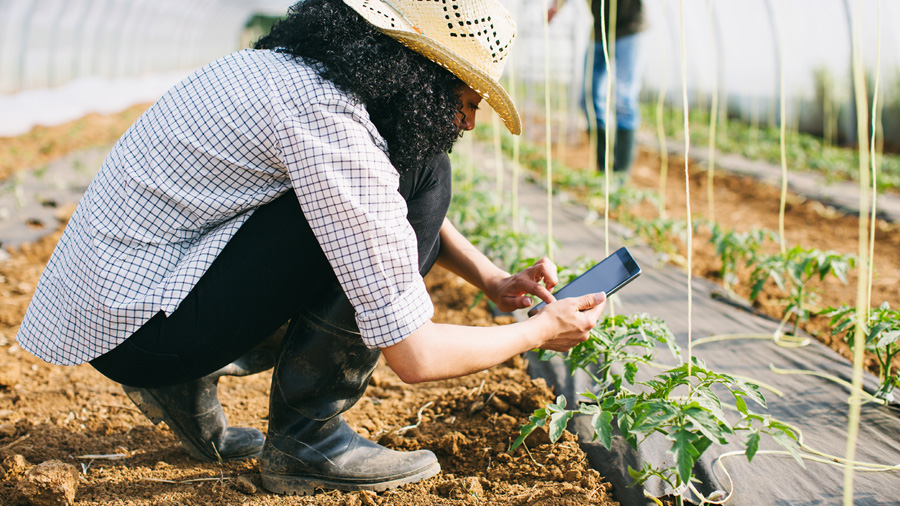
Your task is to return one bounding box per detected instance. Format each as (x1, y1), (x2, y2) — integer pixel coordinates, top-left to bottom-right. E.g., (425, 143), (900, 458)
(344, 0), (521, 134)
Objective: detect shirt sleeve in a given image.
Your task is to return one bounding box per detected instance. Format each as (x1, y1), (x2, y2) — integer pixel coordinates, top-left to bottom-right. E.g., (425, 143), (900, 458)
(276, 93), (434, 348)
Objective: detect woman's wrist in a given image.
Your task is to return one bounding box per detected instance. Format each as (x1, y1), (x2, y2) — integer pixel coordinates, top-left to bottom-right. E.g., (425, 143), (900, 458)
(482, 268), (511, 301)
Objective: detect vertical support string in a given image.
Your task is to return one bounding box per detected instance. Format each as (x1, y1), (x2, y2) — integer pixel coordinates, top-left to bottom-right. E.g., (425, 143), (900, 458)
(655, 9), (671, 219)
(679, 0), (693, 376)
(543, 0), (554, 260)
(843, 0), (870, 503)
(705, 0), (718, 222)
(493, 111), (503, 205)
(777, 1), (788, 254)
(585, 0), (598, 174)
(557, 80), (568, 166)
(655, 86), (669, 218)
(601, 0), (617, 261)
(509, 62), (521, 233)
(866, 0), (882, 309)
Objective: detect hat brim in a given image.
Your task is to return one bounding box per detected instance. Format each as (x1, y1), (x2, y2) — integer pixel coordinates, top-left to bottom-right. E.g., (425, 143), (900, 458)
(387, 31), (522, 136)
(341, 0), (521, 135)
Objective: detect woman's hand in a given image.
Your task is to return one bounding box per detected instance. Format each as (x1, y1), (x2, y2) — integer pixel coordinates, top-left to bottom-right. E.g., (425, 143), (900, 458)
(484, 257), (559, 313)
(532, 292), (607, 352)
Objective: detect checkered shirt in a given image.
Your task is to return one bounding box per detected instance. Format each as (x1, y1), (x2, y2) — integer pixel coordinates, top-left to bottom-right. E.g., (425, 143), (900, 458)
(17, 49), (434, 365)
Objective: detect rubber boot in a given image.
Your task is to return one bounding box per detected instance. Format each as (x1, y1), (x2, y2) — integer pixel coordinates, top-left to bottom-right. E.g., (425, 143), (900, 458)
(260, 284), (440, 495)
(122, 324), (286, 462)
(595, 127), (608, 174)
(613, 128), (637, 174)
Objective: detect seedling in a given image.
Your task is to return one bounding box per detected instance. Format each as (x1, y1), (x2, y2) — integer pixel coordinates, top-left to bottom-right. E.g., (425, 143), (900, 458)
(749, 246), (855, 336)
(826, 302), (900, 401)
(708, 224), (775, 290)
(630, 216), (687, 263)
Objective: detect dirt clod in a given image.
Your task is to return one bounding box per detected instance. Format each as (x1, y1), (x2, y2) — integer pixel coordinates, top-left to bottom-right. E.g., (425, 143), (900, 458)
(564, 469), (582, 482)
(13, 460), (78, 506)
(359, 490), (377, 506)
(489, 395), (510, 413)
(437, 476), (483, 501)
(0, 361), (20, 388)
(0, 422), (16, 438)
(2, 454), (29, 478)
(234, 475), (257, 495)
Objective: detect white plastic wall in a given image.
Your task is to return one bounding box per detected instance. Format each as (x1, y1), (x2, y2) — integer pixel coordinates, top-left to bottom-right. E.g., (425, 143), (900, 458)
(0, 0), (293, 93)
(504, 0), (900, 142)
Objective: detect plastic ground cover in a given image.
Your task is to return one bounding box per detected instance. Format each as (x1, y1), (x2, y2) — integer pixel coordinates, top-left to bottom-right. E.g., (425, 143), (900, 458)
(493, 144), (900, 504)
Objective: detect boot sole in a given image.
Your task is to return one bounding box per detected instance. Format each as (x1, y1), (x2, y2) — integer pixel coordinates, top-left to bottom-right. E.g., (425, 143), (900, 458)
(260, 461), (441, 495)
(123, 386), (262, 462)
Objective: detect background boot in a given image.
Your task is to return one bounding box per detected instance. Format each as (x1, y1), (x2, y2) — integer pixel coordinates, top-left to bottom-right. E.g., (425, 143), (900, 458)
(260, 286), (440, 495)
(613, 128), (637, 175)
(123, 324), (287, 462)
(595, 127), (608, 173)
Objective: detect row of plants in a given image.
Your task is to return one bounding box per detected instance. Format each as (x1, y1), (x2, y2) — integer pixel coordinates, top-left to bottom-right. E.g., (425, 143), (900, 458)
(446, 148), (804, 505)
(470, 122), (900, 402)
(642, 102), (900, 192)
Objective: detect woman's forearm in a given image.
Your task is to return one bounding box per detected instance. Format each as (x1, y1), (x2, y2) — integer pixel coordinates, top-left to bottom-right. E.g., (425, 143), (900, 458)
(381, 291), (605, 384)
(435, 218), (507, 293)
(381, 319), (547, 383)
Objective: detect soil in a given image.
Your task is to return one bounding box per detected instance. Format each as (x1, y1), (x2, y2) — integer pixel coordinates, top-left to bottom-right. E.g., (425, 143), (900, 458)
(0, 226), (617, 505)
(0, 105), (150, 182)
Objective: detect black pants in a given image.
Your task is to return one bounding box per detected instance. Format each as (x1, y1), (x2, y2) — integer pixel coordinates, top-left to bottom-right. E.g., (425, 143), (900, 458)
(90, 154), (452, 388)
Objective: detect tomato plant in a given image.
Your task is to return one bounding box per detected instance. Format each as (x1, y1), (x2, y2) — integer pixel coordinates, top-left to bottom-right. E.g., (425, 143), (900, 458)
(749, 246), (855, 336)
(513, 314), (802, 505)
(826, 302), (900, 401)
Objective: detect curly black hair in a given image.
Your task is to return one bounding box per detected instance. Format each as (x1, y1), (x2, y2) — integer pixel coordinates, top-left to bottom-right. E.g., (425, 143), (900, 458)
(254, 0), (464, 173)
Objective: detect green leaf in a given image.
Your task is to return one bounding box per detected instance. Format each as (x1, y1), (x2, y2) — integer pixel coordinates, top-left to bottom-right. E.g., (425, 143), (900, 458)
(580, 403), (600, 415)
(592, 411), (614, 448)
(669, 428), (699, 485)
(745, 432), (761, 461)
(877, 330), (900, 348)
(734, 394), (748, 415)
(624, 362), (639, 385)
(549, 410), (574, 443)
(735, 380), (767, 408)
(685, 407), (730, 443)
(773, 431), (806, 468)
(695, 393), (729, 426)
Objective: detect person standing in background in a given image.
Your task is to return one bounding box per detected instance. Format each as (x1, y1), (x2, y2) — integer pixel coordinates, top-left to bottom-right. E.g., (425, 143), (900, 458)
(550, 0), (647, 178)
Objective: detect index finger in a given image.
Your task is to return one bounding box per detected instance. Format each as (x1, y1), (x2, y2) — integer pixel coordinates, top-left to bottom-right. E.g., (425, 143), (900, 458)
(532, 283), (556, 304)
(531, 257), (559, 291)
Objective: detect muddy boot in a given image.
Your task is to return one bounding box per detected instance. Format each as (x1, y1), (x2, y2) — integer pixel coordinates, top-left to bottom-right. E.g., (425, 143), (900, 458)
(123, 325), (287, 461)
(260, 286), (440, 495)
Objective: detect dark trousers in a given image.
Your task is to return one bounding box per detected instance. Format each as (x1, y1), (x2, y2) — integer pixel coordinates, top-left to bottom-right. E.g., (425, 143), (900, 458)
(90, 153), (452, 388)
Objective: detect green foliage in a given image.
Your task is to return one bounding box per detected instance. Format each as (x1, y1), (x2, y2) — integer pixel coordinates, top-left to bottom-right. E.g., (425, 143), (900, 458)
(706, 224), (776, 289)
(554, 313), (680, 384)
(643, 102), (900, 192)
(448, 151), (545, 273)
(826, 302), (900, 400)
(629, 216), (686, 260)
(513, 315), (802, 495)
(749, 246), (856, 335)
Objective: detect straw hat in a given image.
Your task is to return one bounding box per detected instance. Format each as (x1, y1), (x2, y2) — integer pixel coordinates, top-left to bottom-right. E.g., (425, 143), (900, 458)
(343, 0), (521, 135)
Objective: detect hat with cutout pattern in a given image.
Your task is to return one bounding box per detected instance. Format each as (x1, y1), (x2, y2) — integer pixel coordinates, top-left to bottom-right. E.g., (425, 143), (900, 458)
(343, 0), (521, 135)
